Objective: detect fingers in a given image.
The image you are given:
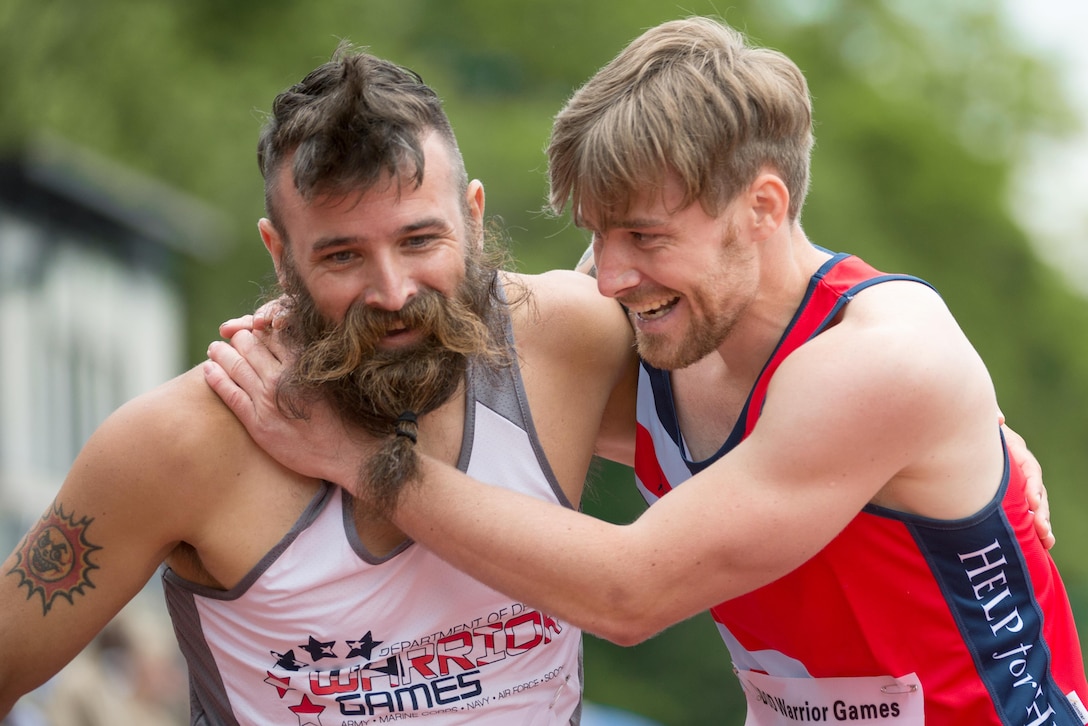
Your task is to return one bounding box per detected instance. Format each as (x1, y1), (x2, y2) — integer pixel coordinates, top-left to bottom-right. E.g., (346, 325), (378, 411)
(208, 331), (278, 389)
(1003, 422), (1055, 550)
(1025, 472), (1046, 509)
(205, 330), (293, 434)
(219, 314), (256, 340)
(255, 297), (290, 330)
(1026, 471), (1055, 550)
(218, 296), (291, 339)
(257, 328), (292, 365)
(232, 327), (286, 368)
(205, 332), (283, 424)
(202, 353), (258, 429)
(1036, 516), (1056, 551)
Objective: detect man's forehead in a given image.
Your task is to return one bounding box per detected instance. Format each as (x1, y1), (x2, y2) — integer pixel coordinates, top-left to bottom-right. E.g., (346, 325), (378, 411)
(273, 174), (461, 229)
(576, 175), (707, 232)
(577, 200), (671, 232)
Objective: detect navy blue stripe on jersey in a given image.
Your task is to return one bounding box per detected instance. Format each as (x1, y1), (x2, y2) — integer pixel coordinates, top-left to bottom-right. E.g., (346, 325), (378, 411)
(903, 459), (1080, 724)
(800, 273), (934, 344)
(643, 363), (682, 449)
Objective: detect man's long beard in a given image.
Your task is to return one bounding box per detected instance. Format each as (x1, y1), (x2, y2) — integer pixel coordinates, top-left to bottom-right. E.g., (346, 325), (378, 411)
(280, 286), (493, 435)
(274, 251), (505, 514)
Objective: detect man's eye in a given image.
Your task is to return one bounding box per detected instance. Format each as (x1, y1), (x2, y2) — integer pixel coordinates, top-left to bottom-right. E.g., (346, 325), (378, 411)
(327, 250), (355, 263)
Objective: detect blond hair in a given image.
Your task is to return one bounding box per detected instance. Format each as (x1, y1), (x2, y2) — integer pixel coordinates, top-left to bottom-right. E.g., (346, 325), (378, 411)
(548, 17), (813, 225)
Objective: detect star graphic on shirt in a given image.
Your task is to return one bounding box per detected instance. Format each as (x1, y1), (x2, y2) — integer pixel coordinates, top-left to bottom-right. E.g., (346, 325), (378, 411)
(288, 693), (325, 726)
(264, 671), (293, 698)
(271, 649), (308, 671)
(300, 635), (338, 661)
(346, 631), (383, 659)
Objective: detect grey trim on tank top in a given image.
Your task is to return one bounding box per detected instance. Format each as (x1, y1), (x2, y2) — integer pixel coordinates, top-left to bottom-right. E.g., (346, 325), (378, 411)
(461, 283), (583, 726)
(161, 485), (335, 724)
(457, 282), (570, 509)
(161, 483), (333, 601)
(162, 579), (241, 725)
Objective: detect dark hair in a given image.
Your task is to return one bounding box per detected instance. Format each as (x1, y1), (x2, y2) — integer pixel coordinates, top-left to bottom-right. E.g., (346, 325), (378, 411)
(257, 42), (468, 232)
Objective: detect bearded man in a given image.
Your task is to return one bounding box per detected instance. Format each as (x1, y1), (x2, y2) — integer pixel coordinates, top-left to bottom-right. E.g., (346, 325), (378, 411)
(0, 45), (635, 725)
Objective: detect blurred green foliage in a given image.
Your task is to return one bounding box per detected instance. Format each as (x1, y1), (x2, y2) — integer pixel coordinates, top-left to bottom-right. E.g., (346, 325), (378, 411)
(3, 1), (1087, 723)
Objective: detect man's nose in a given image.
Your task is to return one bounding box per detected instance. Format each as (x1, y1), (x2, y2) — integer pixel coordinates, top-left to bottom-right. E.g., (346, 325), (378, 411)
(593, 238), (640, 300)
(362, 254), (418, 311)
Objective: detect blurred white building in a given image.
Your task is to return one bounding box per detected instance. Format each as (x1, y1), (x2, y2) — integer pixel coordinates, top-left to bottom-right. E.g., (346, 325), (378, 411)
(0, 136), (226, 553)
(0, 137), (229, 726)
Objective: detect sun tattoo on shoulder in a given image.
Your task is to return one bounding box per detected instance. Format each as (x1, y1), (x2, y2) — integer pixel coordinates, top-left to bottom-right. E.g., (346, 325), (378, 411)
(7, 502), (102, 615)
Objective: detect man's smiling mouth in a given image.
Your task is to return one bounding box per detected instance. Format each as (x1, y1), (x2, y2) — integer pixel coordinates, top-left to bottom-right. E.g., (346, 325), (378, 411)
(628, 296), (680, 321)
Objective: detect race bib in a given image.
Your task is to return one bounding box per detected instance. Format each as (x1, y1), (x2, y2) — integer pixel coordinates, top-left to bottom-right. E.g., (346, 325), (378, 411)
(736, 669), (925, 725)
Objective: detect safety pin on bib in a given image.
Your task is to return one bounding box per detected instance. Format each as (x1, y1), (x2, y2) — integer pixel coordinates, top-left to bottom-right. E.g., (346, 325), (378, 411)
(881, 682), (920, 694)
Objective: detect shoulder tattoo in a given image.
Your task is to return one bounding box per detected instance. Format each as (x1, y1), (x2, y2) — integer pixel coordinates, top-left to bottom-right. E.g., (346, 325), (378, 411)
(7, 501), (102, 615)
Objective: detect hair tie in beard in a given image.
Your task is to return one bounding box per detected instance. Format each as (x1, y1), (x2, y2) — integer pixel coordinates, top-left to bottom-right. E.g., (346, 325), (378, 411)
(394, 410), (418, 444)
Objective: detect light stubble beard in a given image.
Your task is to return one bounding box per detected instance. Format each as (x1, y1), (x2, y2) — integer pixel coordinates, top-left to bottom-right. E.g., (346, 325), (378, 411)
(630, 219), (751, 371)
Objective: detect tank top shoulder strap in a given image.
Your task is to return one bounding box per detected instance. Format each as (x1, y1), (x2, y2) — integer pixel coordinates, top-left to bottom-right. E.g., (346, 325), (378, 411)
(741, 253), (933, 435)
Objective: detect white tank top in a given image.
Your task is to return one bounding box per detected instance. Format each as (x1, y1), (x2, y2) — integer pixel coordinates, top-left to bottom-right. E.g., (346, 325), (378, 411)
(163, 346), (582, 725)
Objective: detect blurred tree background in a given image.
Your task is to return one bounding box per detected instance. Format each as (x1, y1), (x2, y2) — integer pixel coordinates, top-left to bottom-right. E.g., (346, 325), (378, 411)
(2, 0), (1087, 724)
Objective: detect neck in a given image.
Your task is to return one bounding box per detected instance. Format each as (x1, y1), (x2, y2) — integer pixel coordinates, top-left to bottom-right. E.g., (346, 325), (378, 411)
(715, 226), (828, 375)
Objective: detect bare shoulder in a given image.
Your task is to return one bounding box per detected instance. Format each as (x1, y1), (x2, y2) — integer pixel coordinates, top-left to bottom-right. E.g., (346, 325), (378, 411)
(162, 367), (256, 446)
(763, 276), (1002, 514)
(104, 366), (253, 468)
(835, 278), (985, 383)
(504, 268), (614, 311)
(74, 366), (261, 517)
(503, 269), (632, 355)
(845, 276), (954, 328)
(790, 278), (985, 399)
(500, 270), (638, 473)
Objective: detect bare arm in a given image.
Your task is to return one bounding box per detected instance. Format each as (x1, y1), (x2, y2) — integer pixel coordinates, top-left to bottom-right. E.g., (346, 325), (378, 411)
(205, 280), (1001, 644)
(506, 271), (638, 481)
(0, 376), (210, 715)
(387, 284), (1010, 643)
(572, 242), (638, 466)
(591, 360), (638, 467)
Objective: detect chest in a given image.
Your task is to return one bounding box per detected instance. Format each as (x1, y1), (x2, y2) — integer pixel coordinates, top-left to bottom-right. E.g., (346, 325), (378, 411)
(670, 359), (755, 462)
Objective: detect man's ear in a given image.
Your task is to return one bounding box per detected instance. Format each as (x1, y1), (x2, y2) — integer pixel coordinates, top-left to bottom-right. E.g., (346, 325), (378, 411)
(258, 218), (286, 282)
(466, 179), (485, 248)
(748, 172), (790, 241)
